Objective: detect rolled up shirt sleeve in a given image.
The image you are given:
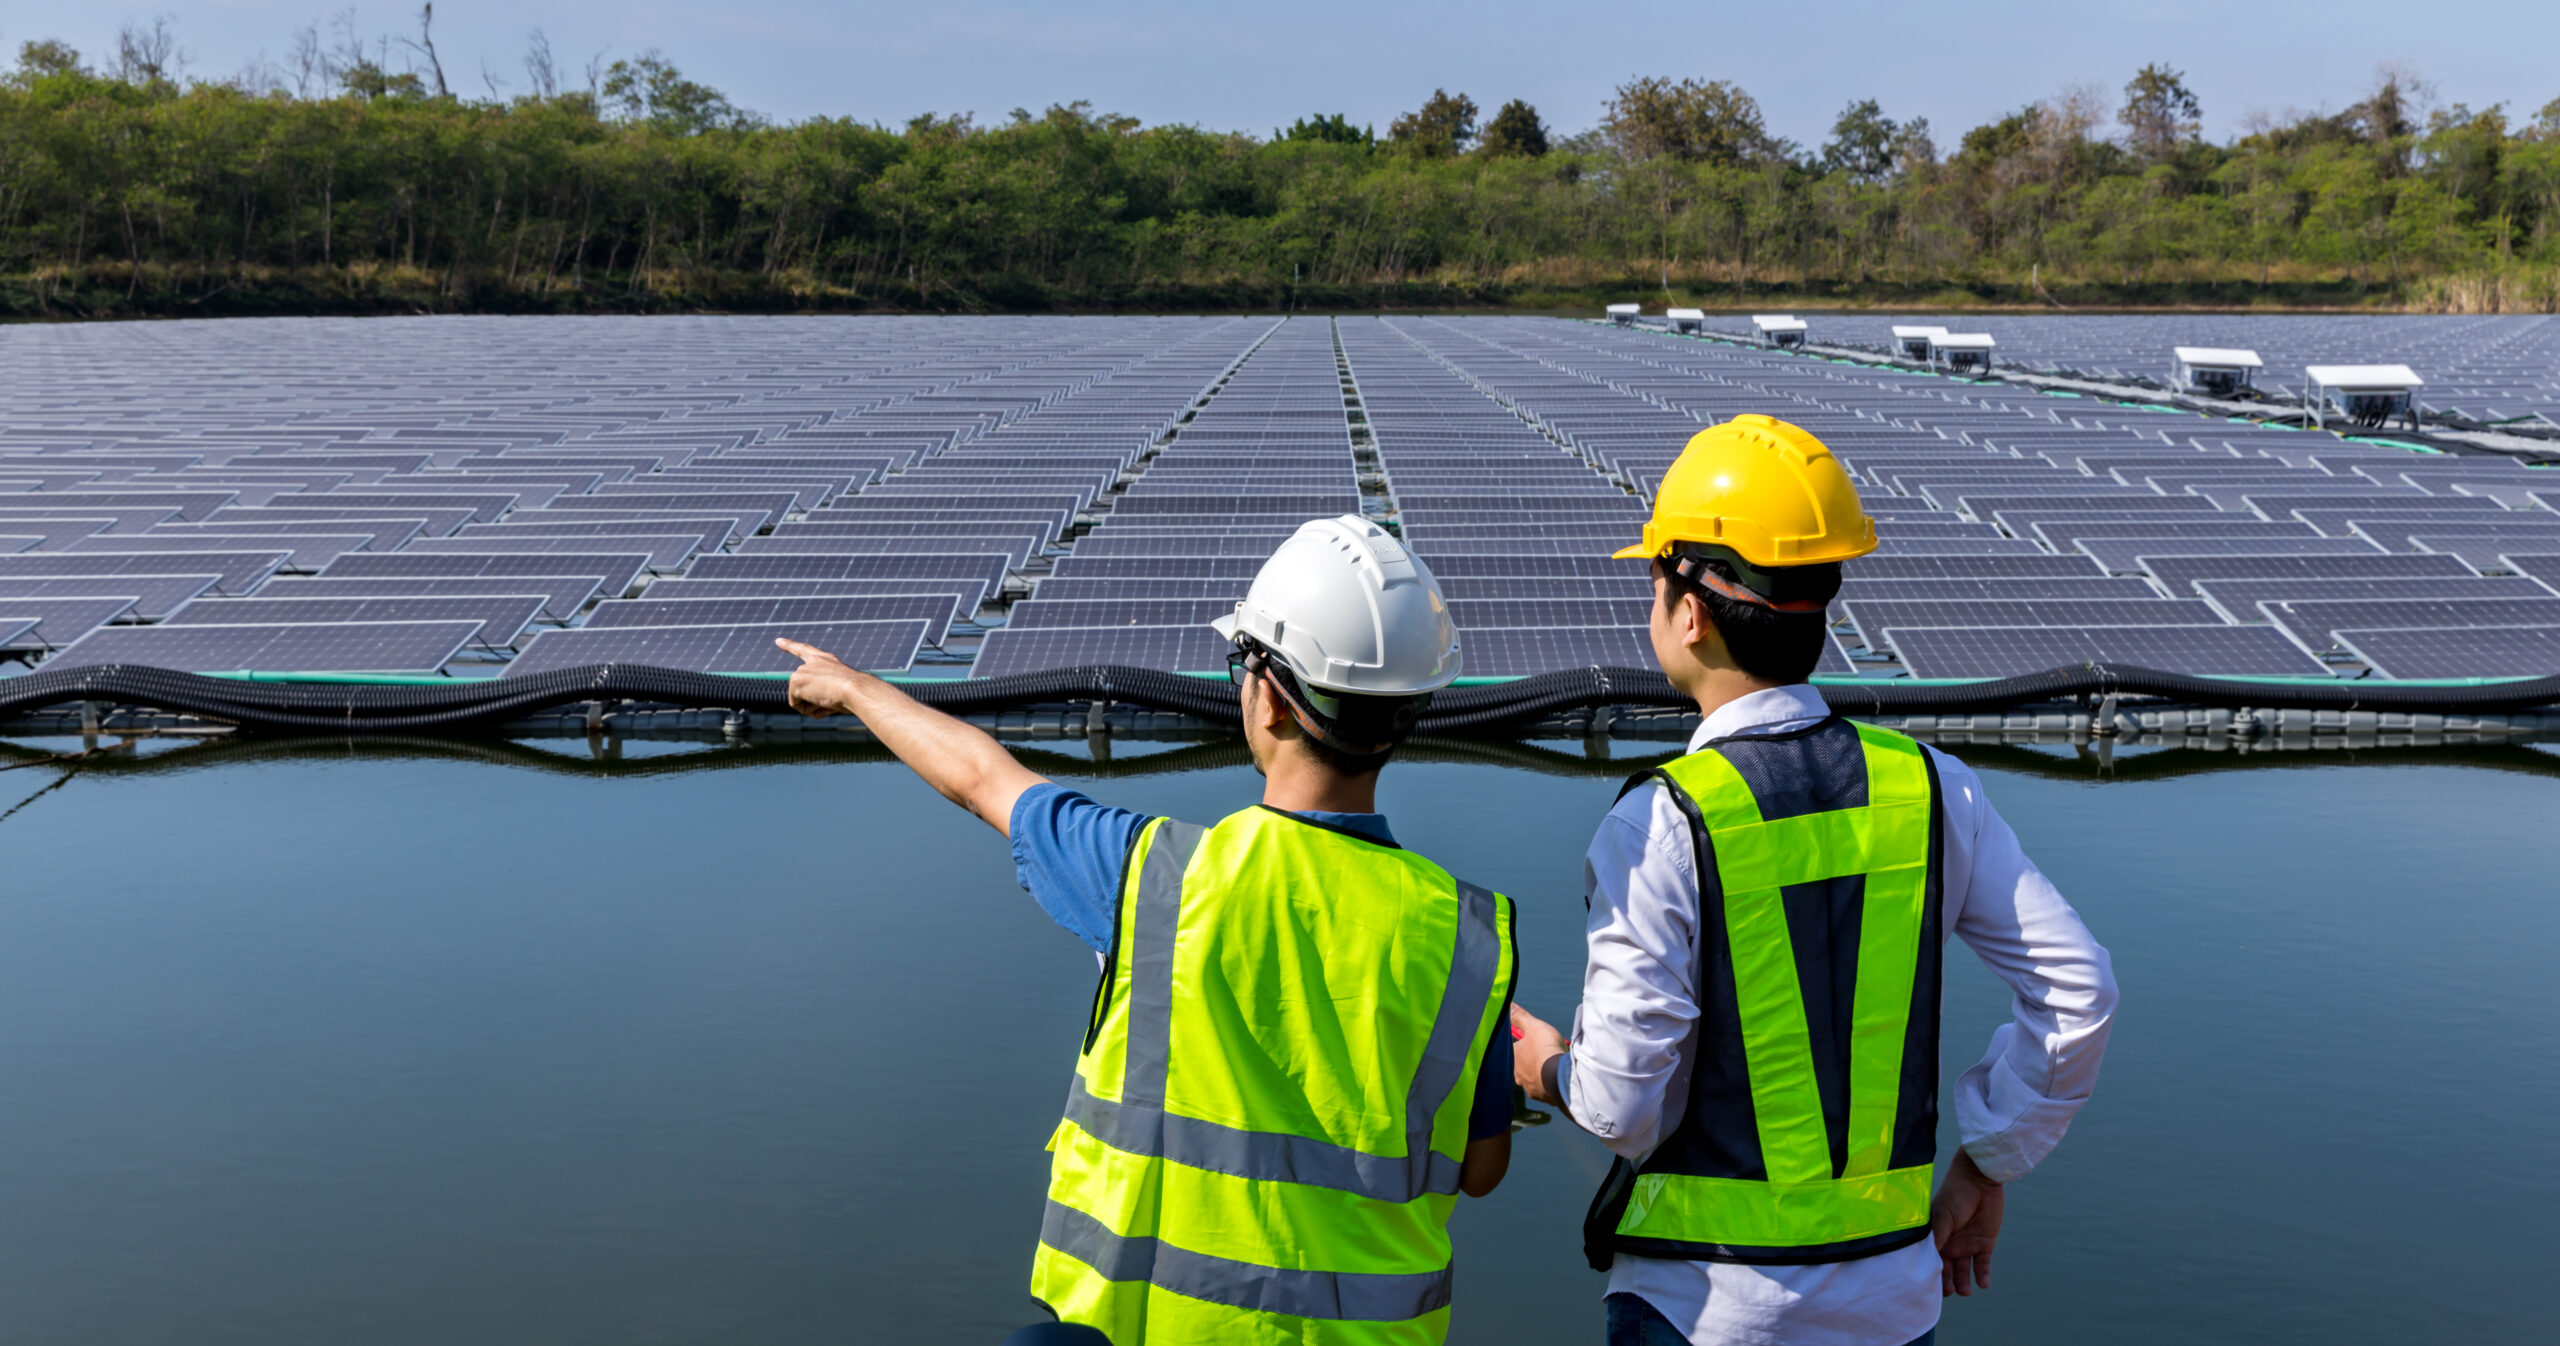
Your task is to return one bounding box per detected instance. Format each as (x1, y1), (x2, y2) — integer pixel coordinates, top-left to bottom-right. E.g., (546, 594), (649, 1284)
(1560, 784), (1703, 1160)
(1932, 748), (2119, 1184)
(1008, 783), (1151, 956)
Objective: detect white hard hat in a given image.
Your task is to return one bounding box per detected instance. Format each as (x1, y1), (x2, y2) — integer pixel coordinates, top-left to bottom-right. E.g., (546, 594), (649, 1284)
(1210, 515), (1461, 698)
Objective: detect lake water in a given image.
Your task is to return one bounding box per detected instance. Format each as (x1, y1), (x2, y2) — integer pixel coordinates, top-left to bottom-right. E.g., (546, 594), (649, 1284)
(1, 731), (2554, 1345)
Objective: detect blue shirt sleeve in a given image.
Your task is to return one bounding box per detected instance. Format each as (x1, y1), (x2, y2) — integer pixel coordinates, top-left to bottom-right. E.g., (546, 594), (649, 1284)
(1009, 783), (1153, 955)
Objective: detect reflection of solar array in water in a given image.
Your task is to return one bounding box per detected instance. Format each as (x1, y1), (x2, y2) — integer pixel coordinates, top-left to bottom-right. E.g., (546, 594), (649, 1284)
(0, 313), (2554, 684)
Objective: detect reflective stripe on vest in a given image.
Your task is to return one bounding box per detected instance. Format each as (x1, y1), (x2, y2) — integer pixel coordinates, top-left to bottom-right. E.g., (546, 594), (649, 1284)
(1606, 719), (1942, 1263)
(1034, 807), (1515, 1343)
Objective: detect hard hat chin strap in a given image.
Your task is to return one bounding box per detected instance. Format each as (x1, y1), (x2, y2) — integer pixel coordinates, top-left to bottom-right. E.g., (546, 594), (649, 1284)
(1234, 641), (1417, 761)
(1665, 549), (1831, 614)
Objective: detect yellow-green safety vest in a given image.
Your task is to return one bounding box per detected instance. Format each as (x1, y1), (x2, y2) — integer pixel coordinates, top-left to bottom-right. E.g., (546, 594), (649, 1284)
(1585, 716), (1945, 1268)
(1033, 805), (1517, 1345)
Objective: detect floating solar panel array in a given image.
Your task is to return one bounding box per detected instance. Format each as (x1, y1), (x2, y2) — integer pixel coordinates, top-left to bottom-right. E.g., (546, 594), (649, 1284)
(1363, 315), (2560, 680)
(1673, 313), (2560, 428)
(0, 313), (2554, 684)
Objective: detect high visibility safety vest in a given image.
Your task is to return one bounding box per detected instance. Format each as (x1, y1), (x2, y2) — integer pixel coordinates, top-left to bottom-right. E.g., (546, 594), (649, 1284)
(1032, 805), (1517, 1345)
(1585, 717), (1945, 1268)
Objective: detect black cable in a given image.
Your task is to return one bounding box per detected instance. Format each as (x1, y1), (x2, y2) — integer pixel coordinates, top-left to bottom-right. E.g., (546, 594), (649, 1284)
(2, 663), (2554, 738)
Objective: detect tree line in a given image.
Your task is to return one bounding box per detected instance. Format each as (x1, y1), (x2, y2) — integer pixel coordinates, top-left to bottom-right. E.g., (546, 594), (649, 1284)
(6, 13), (2560, 317)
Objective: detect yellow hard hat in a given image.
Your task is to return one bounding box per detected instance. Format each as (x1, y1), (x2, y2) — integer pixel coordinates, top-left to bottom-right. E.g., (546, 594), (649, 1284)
(1611, 414), (1877, 567)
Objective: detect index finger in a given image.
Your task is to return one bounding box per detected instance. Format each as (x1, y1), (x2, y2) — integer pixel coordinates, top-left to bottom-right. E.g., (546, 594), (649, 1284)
(773, 637), (831, 662)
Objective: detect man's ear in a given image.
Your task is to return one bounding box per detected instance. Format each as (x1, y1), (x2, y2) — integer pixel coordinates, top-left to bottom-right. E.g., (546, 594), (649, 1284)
(1247, 672), (1291, 737)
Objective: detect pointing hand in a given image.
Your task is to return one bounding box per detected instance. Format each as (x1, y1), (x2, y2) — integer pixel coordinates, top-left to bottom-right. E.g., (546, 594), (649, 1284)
(776, 637), (861, 719)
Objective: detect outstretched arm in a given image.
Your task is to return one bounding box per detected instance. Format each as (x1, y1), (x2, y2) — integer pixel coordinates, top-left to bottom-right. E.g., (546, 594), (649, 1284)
(777, 637), (1047, 837)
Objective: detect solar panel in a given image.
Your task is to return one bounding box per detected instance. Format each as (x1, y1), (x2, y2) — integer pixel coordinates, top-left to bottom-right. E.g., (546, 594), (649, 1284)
(1871, 538), (2053, 557)
(256, 575), (604, 623)
(1003, 599), (1233, 629)
(641, 577), (995, 611)
(1070, 533), (1311, 558)
(0, 536), (37, 555)
(686, 552), (1011, 593)
(505, 619), (928, 677)
(1446, 598), (1651, 628)
(0, 574), (218, 621)
(2332, 625), (2560, 679)
(2192, 576), (2547, 623)
(1049, 555), (1262, 580)
(65, 532), (370, 571)
(459, 515), (744, 548)
(1024, 577), (1251, 603)
(2403, 532), (2560, 570)
(403, 533), (709, 570)
(2292, 508), (2514, 538)
(2500, 554), (2560, 585)
(0, 517), (120, 549)
(2145, 551), (2476, 596)
(1835, 577), (2159, 605)
(2262, 597), (2560, 654)
(155, 519), (429, 553)
(0, 490), (239, 521)
(163, 595), (547, 647)
(0, 617), (34, 650)
(1453, 627), (1655, 676)
(0, 596), (137, 650)
(969, 624), (1231, 677)
(206, 505), (477, 537)
(1838, 598), (2221, 647)
(584, 595), (959, 643)
(259, 491), (519, 523)
(2078, 536), (2383, 574)
(0, 550), (288, 596)
(1846, 554), (2106, 580)
(735, 533), (1044, 567)
(321, 551), (651, 599)
(42, 620), (484, 674)
(557, 490), (801, 529)
(1883, 624), (2329, 678)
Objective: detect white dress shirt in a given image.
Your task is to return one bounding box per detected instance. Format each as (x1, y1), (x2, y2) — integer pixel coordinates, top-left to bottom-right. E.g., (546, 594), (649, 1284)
(1554, 683), (2118, 1346)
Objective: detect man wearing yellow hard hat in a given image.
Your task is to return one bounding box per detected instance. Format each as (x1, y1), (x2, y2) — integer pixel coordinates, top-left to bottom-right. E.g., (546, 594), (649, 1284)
(1508, 415), (2118, 1346)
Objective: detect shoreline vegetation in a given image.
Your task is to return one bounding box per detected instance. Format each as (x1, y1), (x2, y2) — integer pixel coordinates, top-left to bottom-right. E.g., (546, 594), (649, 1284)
(7, 16), (2559, 321)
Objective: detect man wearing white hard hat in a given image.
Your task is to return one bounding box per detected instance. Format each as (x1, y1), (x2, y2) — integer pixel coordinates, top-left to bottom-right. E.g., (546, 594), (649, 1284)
(778, 515), (1518, 1345)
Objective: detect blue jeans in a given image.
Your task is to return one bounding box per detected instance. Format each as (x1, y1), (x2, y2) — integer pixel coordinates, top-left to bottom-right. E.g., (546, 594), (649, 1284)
(1605, 1292), (1936, 1346)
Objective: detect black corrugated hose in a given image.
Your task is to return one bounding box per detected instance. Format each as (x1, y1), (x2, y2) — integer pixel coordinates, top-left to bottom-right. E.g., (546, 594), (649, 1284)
(1, 663), (2555, 737)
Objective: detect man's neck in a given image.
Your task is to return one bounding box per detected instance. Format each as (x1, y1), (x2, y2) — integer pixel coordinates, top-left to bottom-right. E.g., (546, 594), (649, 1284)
(1259, 754), (1380, 815)
(1685, 666), (1786, 725)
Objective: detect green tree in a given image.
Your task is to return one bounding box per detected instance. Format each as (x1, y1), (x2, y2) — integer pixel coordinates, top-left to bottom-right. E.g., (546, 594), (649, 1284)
(1277, 113), (1370, 146)
(2119, 63), (2200, 162)
(1603, 76), (1775, 165)
(1387, 90), (1477, 158)
(1477, 100), (1547, 157)
(1822, 99), (1901, 181)
(14, 38), (85, 81)
(600, 52), (748, 135)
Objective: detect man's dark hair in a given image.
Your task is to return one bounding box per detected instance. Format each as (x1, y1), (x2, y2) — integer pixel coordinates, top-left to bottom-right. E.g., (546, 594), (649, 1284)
(1259, 657), (1426, 775)
(1657, 555), (1842, 684)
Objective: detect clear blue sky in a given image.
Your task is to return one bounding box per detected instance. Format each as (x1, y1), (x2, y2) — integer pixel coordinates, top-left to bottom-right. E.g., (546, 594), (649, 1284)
(6, 0), (2552, 147)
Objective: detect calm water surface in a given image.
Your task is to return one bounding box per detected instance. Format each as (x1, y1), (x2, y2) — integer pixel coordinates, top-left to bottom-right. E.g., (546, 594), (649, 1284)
(1, 733), (2554, 1345)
